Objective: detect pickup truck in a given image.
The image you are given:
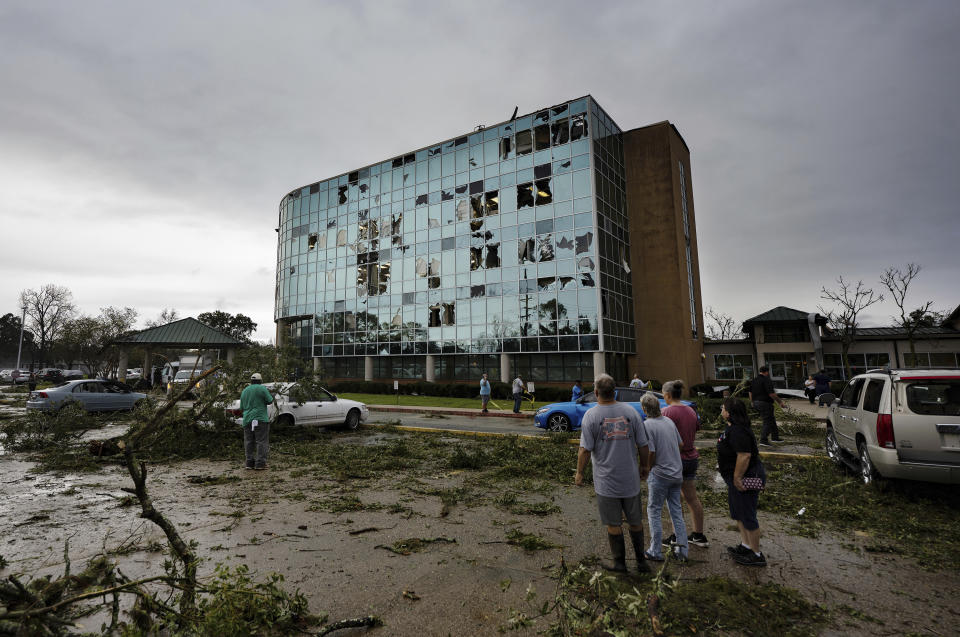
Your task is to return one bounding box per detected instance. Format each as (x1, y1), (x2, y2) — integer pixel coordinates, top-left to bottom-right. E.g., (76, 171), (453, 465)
(825, 368), (960, 484)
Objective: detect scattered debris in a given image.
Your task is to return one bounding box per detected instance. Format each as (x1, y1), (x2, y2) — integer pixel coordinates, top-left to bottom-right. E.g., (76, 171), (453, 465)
(402, 590), (421, 601)
(375, 537), (457, 556)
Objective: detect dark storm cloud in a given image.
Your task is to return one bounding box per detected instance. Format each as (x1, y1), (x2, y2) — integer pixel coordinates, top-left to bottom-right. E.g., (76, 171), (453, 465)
(1, 0), (958, 340)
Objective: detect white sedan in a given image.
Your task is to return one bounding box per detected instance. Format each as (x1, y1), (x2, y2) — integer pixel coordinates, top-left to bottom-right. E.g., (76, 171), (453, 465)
(226, 382), (368, 430)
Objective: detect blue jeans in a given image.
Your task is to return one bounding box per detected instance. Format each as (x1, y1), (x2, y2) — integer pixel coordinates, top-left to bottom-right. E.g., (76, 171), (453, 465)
(646, 473), (688, 558)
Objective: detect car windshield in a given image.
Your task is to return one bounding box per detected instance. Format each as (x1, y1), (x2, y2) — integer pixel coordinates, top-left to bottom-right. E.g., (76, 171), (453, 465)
(903, 379), (960, 416)
(174, 371), (197, 380)
(580, 392), (596, 403)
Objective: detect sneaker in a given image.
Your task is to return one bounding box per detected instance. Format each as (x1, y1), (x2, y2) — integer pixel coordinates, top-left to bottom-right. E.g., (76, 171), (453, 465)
(254, 464), (268, 470)
(662, 534), (677, 548)
(643, 550), (664, 562)
(245, 465), (255, 470)
(688, 533), (709, 547)
(726, 544), (752, 556)
(733, 551), (767, 567)
(771, 438), (785, 443)
(759, 440), (772, 447)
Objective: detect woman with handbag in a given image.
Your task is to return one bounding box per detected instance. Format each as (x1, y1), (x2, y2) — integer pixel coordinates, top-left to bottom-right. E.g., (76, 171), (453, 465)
(717, 397), (767, 566)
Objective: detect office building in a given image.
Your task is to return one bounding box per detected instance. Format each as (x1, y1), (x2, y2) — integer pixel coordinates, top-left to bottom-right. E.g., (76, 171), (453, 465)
(275, 96), (703, 385)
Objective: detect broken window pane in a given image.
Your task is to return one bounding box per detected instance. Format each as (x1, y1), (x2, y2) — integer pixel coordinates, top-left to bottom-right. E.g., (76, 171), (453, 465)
(535, 179), (552, 205)
(537, 276), (556, 292)
(551, 118), (569, 145)
(442, 303), (456, 325)
(338, 185), (348, 204)
(429, 258), (440, 276)
(416, 257), (427, 277)
(534, 124), (550, 151)
(441, 189), (454, 201)
(559, 275), (576, 290)
(556, 234), (574, 257)
(580, 272), (595, 287)
(471, 195), (484, 219)
(538, 234), (555, 262)
(308, 233), (318, 250)
(484, 191), (499, 215)
(499, 136), (513, 160)
(570, 114), (588, 140)
(470, 246), (483, 270)
(534, 163), (551, 179)
(516, 129), (533, 155)
(470, 284), (486, 298)
(577, 256), (595, 271)
(575, 230), (594, 254)
(428, 276), (440, 289)
(415, 194), (429, 206)
(485, 243), (500, 268)
(456, 199), (470, 221)
(519, 238), (535, 263)
(337, 229), (347, 246)
(429, 305), (442, 327)
(517, 182), (535, 209)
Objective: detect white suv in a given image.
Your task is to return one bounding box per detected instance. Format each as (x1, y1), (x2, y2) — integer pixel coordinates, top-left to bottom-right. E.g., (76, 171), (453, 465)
(826, 369), (960, 484)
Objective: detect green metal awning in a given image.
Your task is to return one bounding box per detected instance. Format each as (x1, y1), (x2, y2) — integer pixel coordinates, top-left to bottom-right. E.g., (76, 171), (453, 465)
(114, 317), (246, 347)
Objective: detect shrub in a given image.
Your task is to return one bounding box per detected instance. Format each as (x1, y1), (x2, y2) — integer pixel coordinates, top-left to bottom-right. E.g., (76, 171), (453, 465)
(689, 382), (714, 397)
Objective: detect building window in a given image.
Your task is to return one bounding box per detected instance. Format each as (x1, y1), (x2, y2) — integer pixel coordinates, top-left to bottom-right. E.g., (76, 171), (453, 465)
(762, 325), (811, 343)
(678, 161), (697, 339)
(714, 354), (754, 380)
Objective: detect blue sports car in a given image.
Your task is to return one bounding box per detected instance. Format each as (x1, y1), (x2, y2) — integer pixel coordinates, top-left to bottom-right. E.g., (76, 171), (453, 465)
(533, 387), (697, 432)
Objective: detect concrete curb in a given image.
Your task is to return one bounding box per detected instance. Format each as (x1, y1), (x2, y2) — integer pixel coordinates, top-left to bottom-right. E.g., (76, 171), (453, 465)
(367, 405), (530, 419)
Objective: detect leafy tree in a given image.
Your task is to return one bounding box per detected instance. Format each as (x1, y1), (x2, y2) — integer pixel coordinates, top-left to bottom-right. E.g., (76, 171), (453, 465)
(819, 277), (883, 378)
(0, 312), (35, 363)
(145, 308), (180, 329)
(19, 284), (77, 366)
(198, 311), (257, 342)
(907, 308), (945, 329)
(57, 307), (138, 376)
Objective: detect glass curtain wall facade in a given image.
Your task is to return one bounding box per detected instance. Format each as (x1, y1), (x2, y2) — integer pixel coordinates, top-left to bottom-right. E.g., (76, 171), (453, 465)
(275, 96), (634, 382)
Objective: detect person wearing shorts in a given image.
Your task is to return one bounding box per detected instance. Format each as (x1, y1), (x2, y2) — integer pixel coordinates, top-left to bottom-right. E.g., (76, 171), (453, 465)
(576, 373), (650, 573)
(662, 379), (708, 547)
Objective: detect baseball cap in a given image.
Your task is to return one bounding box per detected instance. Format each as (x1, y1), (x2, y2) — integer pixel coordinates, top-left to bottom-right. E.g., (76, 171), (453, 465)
(250, 373), (262, 381)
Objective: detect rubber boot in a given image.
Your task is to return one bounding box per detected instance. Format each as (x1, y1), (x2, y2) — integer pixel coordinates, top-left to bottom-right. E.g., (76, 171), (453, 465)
(629, 529), (650, 572)
(603, 532), (628, 572)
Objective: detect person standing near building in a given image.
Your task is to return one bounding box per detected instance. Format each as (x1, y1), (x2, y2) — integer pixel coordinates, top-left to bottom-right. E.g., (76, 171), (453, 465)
(512, 374), (524, 413)
(240, 372), (274, 470)
(640, 393), (688, 562)
(662, 379), (708, 547)
(629, 374), (645, 389)
(813, 369), (831, 400)
(571, 379), (584, 402)
(804, 374), (816, 404)
(479, 373), (491, 413)
(718, 397), (766, 566)
(575, 373), (651, 572)
(749, 365), (786, 446)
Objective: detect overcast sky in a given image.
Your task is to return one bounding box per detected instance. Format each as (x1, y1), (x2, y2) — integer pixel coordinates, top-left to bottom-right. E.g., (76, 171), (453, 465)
(1, 0), (957, 343)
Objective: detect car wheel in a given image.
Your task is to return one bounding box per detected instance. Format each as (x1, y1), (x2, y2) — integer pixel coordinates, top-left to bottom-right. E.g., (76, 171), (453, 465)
(825, 427), (843, 466)
(857, 439), (881, 485)
(547, 413), (571, 432)
(343, 409), (360, 431)
(277, 413), (295, 427)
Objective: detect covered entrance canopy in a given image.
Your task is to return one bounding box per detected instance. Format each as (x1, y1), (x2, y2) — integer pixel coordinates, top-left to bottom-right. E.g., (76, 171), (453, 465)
(112, 317), (247, 385)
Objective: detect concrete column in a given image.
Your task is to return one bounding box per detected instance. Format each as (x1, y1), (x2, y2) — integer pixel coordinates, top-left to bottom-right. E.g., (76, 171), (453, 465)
(313, 357), (320, 374)
(142, 349), (152, 386)
(364, 355), (373, 382)
(226, 348), (236, 363)
(592, 351), (606, 379)
(117, 349), (128, 383)
(500, 353), (510, 383)
(425, 354), (436, 382)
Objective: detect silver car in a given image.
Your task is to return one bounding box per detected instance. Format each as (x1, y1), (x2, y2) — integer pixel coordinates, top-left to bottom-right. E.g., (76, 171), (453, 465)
(26, 379), (148, 413)
(826, 368), (960, 484)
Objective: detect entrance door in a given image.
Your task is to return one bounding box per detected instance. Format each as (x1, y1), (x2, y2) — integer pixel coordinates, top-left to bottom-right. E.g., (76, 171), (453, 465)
(766, 354), (809, 389)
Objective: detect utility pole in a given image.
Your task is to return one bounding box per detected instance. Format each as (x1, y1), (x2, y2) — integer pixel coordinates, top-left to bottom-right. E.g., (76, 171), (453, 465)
(15, 304), (27, 370)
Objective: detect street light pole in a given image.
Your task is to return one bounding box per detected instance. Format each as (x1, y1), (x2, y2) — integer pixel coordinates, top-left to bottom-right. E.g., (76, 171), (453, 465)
(15, 304), (27, 370)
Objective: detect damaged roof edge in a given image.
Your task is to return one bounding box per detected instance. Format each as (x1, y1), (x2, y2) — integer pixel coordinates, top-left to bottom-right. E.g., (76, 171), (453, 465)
(278, 94), (597, 208)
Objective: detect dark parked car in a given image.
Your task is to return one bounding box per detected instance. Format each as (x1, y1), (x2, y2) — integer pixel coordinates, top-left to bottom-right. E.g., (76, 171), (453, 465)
(26, 379), (148, 413)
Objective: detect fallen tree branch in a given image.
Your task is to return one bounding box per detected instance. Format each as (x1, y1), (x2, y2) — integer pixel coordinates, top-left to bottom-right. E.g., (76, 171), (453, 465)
(315, 615), (382, 635)
(0, 575), (172, 621)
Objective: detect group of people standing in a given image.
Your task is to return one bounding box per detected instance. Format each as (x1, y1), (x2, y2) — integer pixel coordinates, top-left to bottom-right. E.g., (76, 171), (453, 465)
(577, 373), (768, 572)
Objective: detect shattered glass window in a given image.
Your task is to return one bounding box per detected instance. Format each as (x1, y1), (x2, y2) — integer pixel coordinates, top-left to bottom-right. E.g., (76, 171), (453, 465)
(534, 124), (550, 151)
(485, 243), (500, 268)
(470, 246), (483, 271)
(519, 238), (535, 264)
(535, 179), (552, 205)
(471, 195), (484, 219)
(570, 114), (588, 141)
(575, 231), (594, 254)
(517, 182), (535, 209)
(537, 234), (555, 262)
(484, 191), (499, 215)
(500, 136), (513, 160)
(552, 118), (569, 145)
(516, 129), (532, 156)
(456, 199), (470, 221)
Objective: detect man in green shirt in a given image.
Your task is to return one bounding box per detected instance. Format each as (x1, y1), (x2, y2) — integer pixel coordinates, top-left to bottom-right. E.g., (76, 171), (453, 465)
(240, 372), (274, 470)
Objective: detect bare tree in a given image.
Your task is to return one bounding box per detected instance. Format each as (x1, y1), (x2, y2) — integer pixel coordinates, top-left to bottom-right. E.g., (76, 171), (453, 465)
(19, 284), (77, 366)
(704, 307), (742, 340)
(819, 277), (884, 378)
(145, 307), (180, 329)
(880, 263), (937, 363)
